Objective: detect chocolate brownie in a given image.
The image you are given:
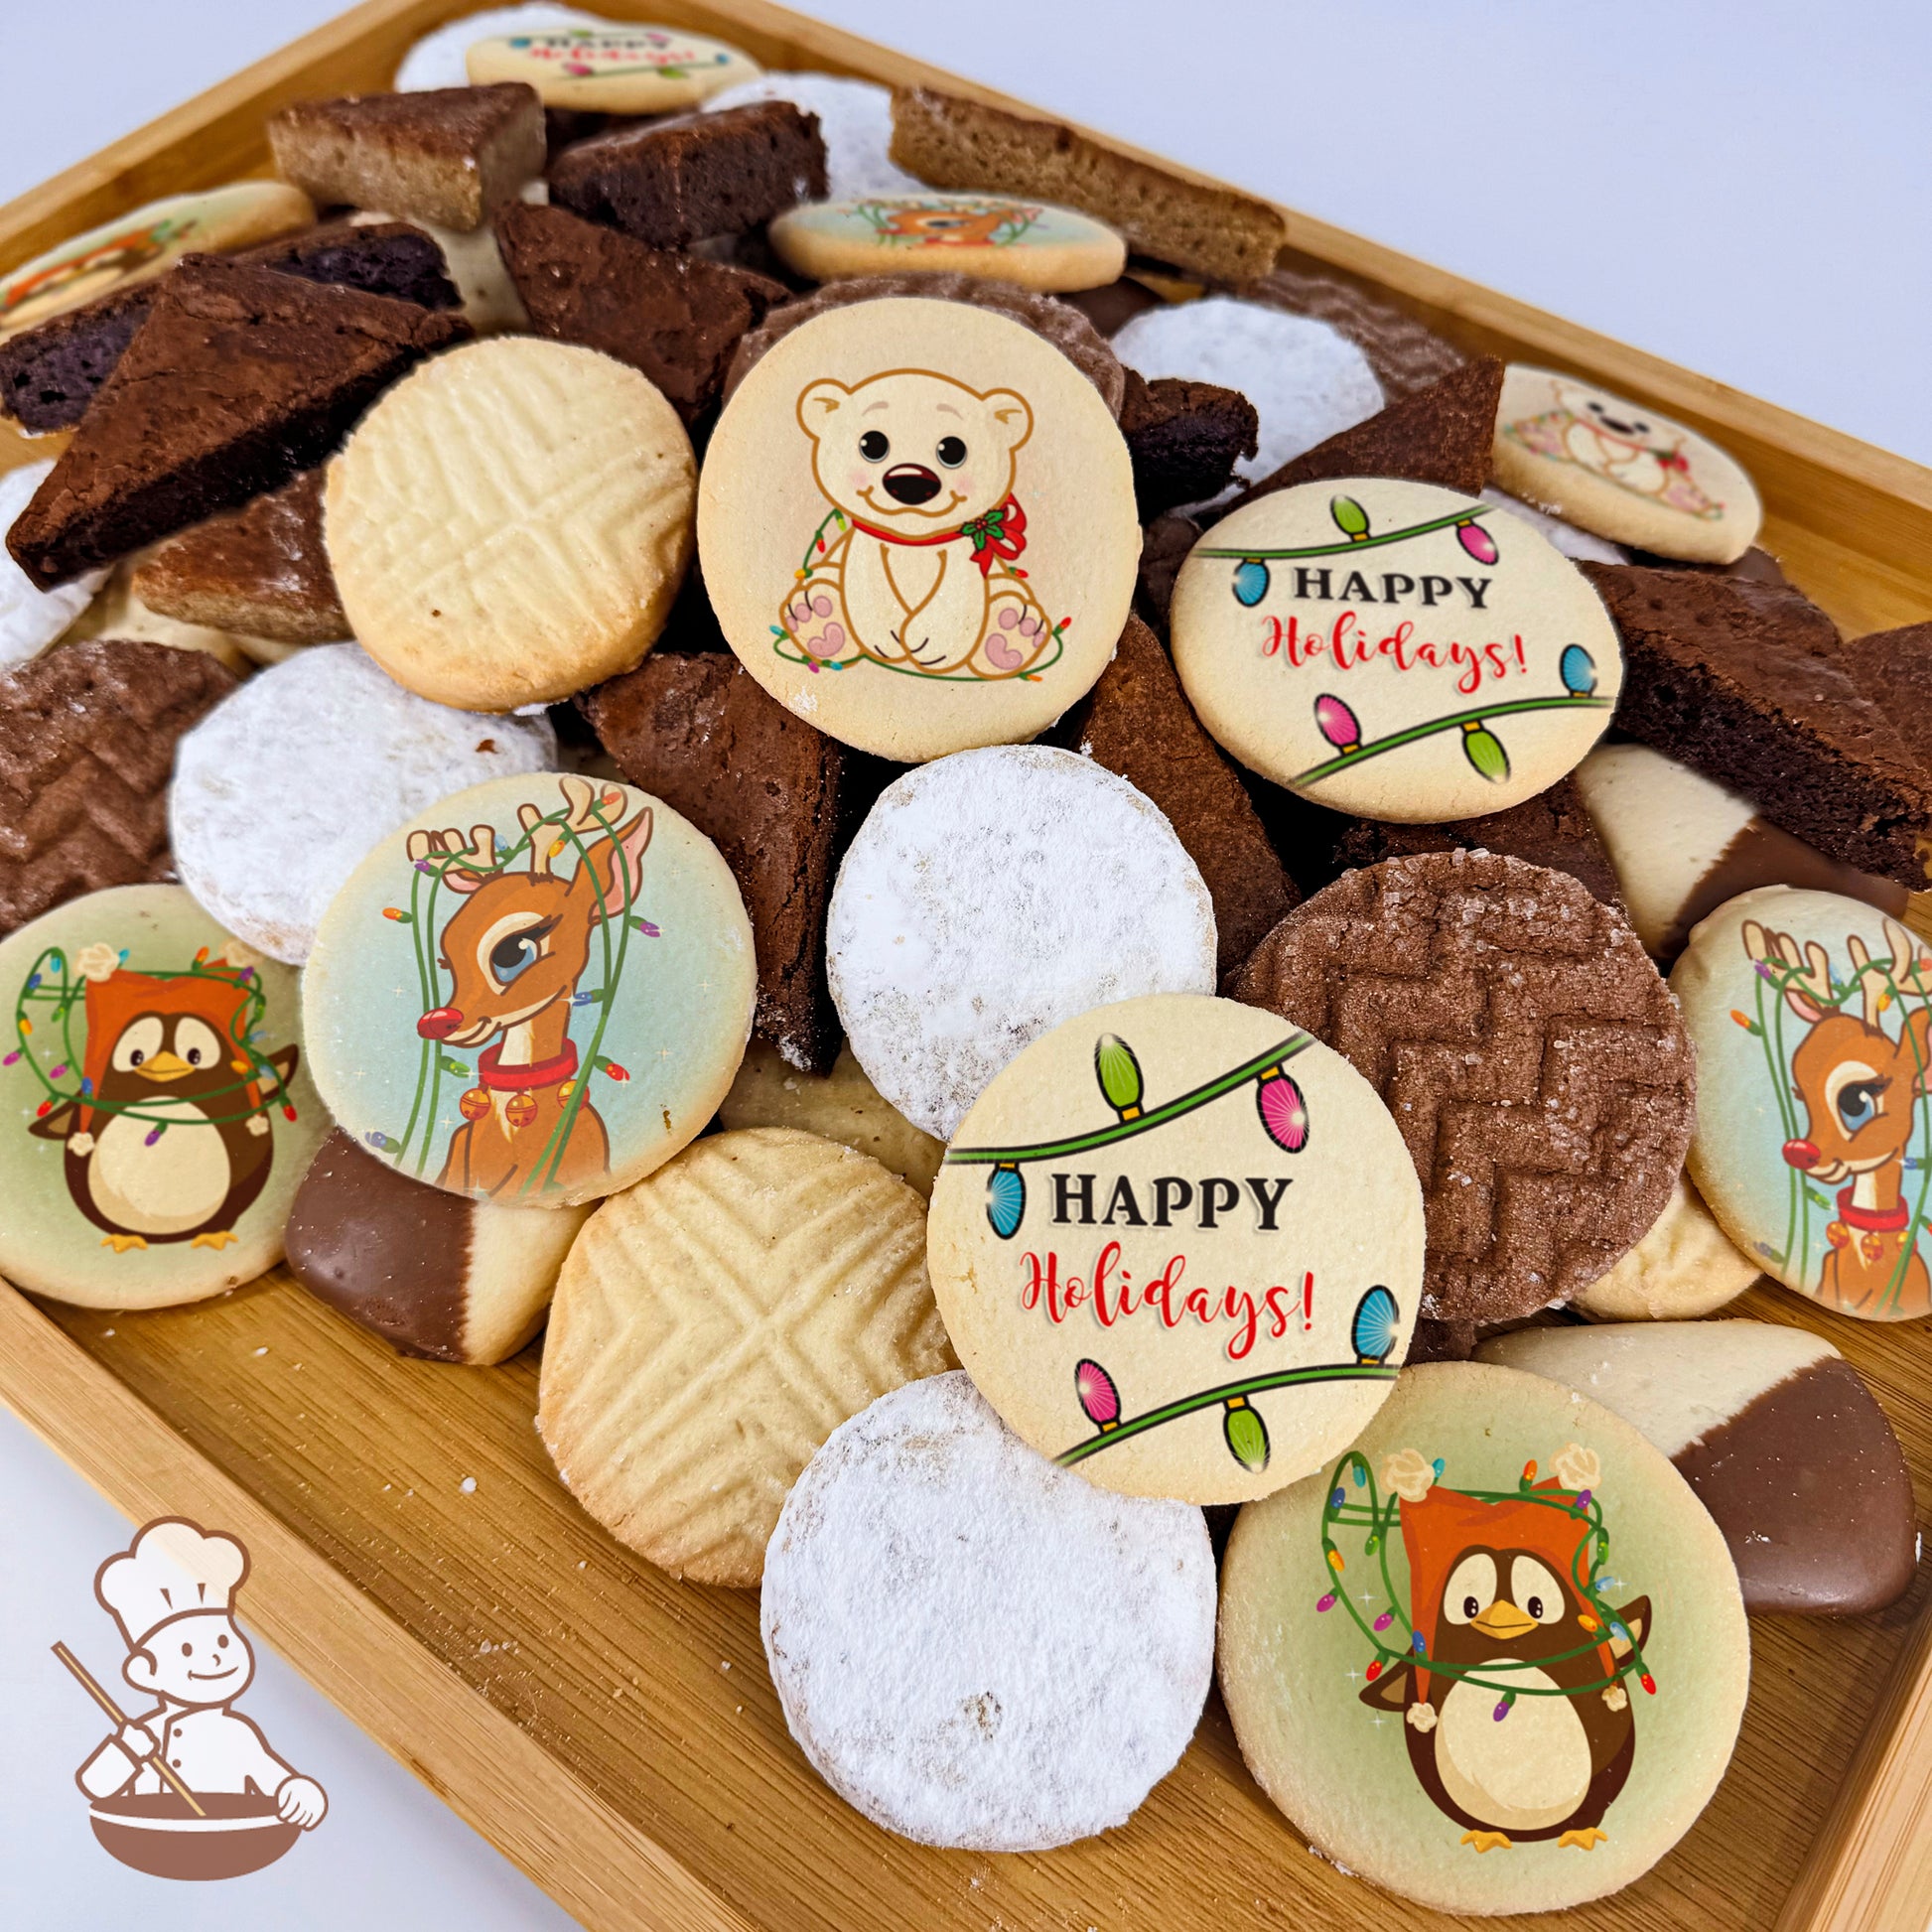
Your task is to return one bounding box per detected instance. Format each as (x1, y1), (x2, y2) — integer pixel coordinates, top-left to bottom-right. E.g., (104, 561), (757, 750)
(0, 638), (239, 935)
(1248, 266), (1465, 398)
(550, 101), (826, 250)
(1229, 356), (1503, 508)
(1406, 1316), (1477, 1364)
(1842, 620), (1932, 772)
(1329, 773), (1623, 909)
(725, 272), (1126, 417)
(495, 202), (787, 423)
(579, 651), (854, 1072)
(1231, 850), (1697, 1321)
(1063, 276), (1164, 338)
(888, 87), (1286, 285)
(0, 221), (460, 435)
(1118, 370), (1258, 518)
(6, 257), (469, 590)
(1582, 562), (1932, 888)
(1136, 510), (1201, 624)
(269, 84), (546, 232)
(132, 469), (345, 643)
(1055, 615), (1296, 975)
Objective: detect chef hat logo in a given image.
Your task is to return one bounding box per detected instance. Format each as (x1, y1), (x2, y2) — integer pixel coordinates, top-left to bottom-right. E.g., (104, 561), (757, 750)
(94, 1518), (250, 1652)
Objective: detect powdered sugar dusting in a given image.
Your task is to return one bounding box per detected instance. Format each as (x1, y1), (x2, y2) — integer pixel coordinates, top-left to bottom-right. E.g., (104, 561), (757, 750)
(0, 462), (108, 669)
(1481, 487), (1628, 564)
(761, 1372), (1214, 1851)
(703, 72), (920, 201)
(826, 747), (1216, 1139)
(169, 643), (555, 963)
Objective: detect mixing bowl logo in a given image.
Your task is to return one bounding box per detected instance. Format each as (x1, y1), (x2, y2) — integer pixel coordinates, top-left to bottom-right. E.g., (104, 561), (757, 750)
(54, 1516), (328, 1879)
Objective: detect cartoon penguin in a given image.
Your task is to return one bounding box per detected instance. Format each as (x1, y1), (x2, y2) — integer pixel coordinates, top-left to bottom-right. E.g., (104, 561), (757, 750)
(29, 965), (297, 1252)
(1359, 1450), (1651, 1854)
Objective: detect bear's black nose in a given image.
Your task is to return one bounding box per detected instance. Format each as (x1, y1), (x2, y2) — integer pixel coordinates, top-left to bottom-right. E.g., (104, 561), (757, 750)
(883, 464), (942, 505)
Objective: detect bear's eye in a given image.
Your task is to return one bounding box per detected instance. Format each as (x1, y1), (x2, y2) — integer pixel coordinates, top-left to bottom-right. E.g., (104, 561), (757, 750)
(858, 430), (891, 462)
(936, 436), (967, 468)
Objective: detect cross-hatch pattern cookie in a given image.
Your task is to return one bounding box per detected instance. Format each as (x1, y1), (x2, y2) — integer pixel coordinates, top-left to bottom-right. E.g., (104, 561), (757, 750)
(537, 1127), (955, 1587)
(325, 337), (696, 710)
(1230, 850), (1696, 1322)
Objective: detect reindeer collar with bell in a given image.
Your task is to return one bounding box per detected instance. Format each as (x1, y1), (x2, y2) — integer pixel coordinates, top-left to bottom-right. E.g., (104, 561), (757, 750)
(477, 1040), (579, 1092)
(1836, 1187), (1911, 1234)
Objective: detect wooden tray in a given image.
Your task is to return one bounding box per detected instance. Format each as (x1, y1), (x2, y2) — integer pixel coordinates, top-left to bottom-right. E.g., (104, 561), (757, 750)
(5, 5), (1932, 1929)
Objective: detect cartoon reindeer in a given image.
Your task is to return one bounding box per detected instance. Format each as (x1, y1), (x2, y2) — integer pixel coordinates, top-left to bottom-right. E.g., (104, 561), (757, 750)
(411, 775), (651, 1199)
(1744, 914), (1932, 1317)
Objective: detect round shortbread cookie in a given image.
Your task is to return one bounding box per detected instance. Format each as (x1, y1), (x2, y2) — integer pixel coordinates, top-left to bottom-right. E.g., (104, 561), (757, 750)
(1, 462), (108, 670)
(467, 24), (758, 110)
(539, 1127), (954, 1586)
(393, 3), (612, 89)
(325, 338), (696, 711)
(1218, 1361), (1749, 1916)
(1113, 298), (1383, 491)
(826, 748), (1216, 1140)
(169, 643), (556, 965)
(703, 72), (920, 201)
(1670, 885), (1932, 1320)
(1571, 1171), (1759, 1321)
(1493, 365), (1762, 565)
(769, 194), (1126, 293)
(929, 992), (1425, 1505)
(303, 771), (754, 1208)
(761, 1370), (1215, 1849)
(700, 298), (1139, 761)
(0, 885), (324, 1308)
(1172, 480), (1622, 819)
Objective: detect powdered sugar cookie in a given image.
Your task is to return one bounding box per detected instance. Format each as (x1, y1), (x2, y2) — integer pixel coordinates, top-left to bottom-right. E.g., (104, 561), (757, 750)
(1114, 298), (1383, 495)
(394, 3), (612, 90)
(168, 644), (557, 964)
(761, 1371), (1214, 1849)
(704, 71), (920, 202)
(0, 462), (107, 669)
(826, 748), (1215, 1140)
(467, 25), (759, 111)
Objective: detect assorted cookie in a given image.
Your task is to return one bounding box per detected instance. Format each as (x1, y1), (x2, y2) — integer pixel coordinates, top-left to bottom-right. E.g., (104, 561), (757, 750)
(468, 25), (759, 109)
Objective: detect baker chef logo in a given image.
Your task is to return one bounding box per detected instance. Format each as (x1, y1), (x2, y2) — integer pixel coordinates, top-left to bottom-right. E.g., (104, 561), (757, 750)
(55, 1517), (327, 1880)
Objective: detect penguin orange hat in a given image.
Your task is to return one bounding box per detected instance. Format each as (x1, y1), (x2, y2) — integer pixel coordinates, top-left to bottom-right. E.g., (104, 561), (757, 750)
(75, 962), (255, 1130)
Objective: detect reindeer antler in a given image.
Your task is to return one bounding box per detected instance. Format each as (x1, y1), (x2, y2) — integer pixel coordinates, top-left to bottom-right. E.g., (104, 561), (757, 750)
(1885, 918), (1932, 1000)
(1741, 918), (1839, 1024)
(560, 773), (626, 835)
(405, 824), (497, 893)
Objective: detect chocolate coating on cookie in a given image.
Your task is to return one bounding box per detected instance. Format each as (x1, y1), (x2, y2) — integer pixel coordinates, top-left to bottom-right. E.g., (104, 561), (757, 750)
(1231, 849), (1696, 1321)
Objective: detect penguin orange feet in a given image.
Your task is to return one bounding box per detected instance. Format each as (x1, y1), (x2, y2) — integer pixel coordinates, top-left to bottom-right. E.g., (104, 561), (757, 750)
(100, 1234), (148, 1253)
(1460, 1832), (1512, 1854)
(190, 1230), (239, 1250)
(1559, 1829), (1607, 1851)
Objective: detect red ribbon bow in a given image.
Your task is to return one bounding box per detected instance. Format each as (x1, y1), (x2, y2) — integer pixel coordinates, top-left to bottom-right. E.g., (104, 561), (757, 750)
(959, 496), (1027, 576)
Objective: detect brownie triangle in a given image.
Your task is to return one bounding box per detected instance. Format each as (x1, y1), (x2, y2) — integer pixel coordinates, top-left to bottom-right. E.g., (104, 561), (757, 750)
(1229, 355), (1503, 508)
(1843, 620), (1932, 773)
(7, 257), (469, 589)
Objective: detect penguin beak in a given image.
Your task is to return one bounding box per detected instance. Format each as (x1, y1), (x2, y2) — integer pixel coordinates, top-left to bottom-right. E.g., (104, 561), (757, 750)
(136, 1050), (195, 1083)
(1471, 1600), (1539, 1641)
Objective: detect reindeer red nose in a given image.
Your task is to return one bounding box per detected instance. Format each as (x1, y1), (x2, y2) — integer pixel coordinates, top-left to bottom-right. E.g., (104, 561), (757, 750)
(1783, 1139), (1821, 1171)
(417, 1006), (464, 1041)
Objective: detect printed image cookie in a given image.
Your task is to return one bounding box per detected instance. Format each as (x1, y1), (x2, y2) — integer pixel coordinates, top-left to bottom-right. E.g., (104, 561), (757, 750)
(393, 3), (611, 90)
(1217, 1361), (1749, 1916)
(1671, 886), (1932, 1320)
(1172, 479), (1621, 820)
(0, 182), (314, 337)
(761, 1371), (1215, 1849)
(769, 194), (1126, 293)
(698, 297), (1140, 761)
(0, 885), (323, 1308)
(467, 25), (759, 110)
(1492, 365), (1762, 565)
(926, 993), (1425, 1504)
(303, 772), (754, 1207)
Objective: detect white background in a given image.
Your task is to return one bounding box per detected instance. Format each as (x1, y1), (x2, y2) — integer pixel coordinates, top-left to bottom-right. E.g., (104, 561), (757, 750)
(2, 5), (1928, 1930)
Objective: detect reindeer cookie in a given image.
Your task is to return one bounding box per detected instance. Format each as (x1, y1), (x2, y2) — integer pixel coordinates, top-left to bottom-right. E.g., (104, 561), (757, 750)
(1492, 366), (1762, 565)
(1672, 886), (1932, 1321)
(303, 773), (755, 1207)
(699, 296), (1140, 760)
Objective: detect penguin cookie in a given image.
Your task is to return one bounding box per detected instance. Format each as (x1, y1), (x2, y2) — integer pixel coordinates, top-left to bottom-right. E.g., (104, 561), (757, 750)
(1217, 1360), (1749, 1916)
(0, 885), (324, 1308)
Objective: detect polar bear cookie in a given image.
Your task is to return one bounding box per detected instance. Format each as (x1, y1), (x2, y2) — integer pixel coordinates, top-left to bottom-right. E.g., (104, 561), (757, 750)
(761, 1371), (1215, 1849)
(698, 297), (1140, 761)
(1492, 366), (1762, 564)
(826, 748), (1215, 1139)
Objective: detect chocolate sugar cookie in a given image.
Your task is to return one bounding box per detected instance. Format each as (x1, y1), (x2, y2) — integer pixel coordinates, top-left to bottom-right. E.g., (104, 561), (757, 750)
(1231, 851), (1697, 1321)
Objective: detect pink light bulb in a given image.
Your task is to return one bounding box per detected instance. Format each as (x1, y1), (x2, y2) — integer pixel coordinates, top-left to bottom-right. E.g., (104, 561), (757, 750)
(1313, 692), (1361, 753)
(1456, 520), (1498, 565)
(1075, 1357), (1120, 1429)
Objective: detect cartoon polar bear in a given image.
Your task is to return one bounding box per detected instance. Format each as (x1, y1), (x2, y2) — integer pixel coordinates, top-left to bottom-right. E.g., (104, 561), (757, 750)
(1552, 376), (1683, 501)
(778, 368), (1058, 679)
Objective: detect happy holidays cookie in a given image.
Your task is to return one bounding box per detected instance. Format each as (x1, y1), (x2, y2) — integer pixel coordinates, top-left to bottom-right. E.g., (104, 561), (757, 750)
(1217, 1360), (1749, 1916)
(1171, 479), (1621, 820)
(1493, 366), (1762, 565)
(768, 194), (1126, 293)
(303, 772), (754, 1207)
(467, 24), (759, 110)
(0, 885), (323, 1308)
(1670, 886), (1932, 1321)
(698, 296), (1140, 760)
(926, 993), (1425, 1505)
